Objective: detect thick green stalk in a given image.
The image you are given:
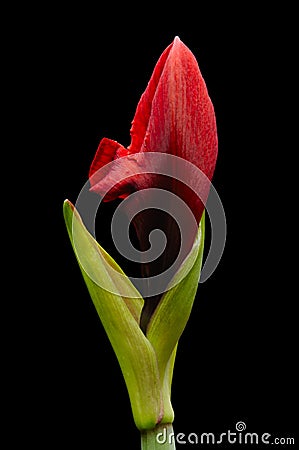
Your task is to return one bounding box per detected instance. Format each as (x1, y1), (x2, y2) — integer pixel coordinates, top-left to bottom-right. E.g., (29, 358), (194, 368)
(141, 424), (176, 450)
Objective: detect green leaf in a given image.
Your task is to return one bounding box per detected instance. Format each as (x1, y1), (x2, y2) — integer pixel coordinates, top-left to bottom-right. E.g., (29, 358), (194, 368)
(146, 212), (205, 423)
(159, 344), (177, 424)
(63, 199), (162, 430)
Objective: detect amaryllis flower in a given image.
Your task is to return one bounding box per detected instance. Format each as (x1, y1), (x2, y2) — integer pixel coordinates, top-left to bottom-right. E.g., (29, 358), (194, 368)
(64, 37), (220, 444)
(89, 36), (218, 329)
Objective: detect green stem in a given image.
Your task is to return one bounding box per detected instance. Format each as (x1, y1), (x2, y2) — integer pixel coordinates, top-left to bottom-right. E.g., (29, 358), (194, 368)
(141, 423), (176, 450)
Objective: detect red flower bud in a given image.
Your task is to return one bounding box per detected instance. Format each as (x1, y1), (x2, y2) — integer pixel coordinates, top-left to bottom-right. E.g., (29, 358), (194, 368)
(88, 37), (218, 329)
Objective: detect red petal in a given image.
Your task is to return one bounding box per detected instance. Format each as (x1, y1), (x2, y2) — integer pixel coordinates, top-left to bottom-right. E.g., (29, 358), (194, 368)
(89, 138), (135, 200)
(143, 37), (218, 180)
(128, 41), (174, 153)
(89, 137), (126, 182)
(89, 152), (141, 201)
(134, 37), (218, 224)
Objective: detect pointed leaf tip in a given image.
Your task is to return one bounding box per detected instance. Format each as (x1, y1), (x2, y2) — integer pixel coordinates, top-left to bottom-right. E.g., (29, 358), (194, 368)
(63, 198), (74, 216)
(63, 198), (73, 207)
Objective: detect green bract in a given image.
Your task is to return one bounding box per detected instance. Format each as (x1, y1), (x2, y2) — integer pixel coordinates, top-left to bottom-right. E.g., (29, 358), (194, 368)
(63, 199), (205, 431)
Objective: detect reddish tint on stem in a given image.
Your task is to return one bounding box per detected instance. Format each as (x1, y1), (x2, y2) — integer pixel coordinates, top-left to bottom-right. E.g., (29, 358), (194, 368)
(89, 37), (218, 330)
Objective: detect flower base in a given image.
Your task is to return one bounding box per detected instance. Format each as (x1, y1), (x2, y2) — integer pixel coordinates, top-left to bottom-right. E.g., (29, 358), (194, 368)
(141, 423), (176, 450)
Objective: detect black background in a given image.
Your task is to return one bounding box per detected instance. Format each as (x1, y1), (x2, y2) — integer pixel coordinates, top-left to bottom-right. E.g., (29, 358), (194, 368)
(14, 17), (297, 449)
